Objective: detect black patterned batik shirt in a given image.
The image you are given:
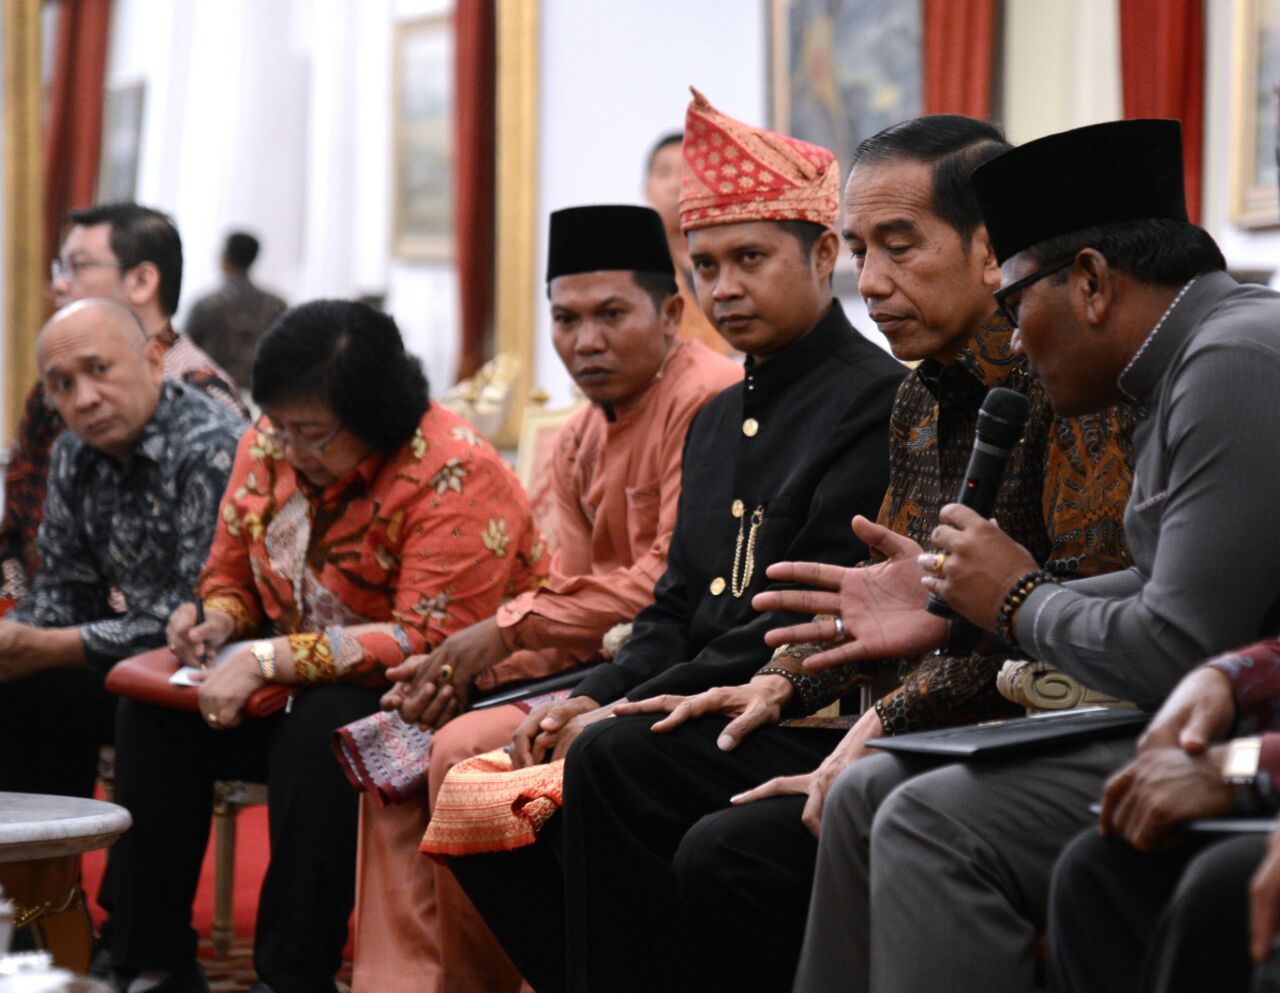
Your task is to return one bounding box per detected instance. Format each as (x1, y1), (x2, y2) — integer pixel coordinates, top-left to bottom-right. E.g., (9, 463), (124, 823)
(9, 381), (244, 670)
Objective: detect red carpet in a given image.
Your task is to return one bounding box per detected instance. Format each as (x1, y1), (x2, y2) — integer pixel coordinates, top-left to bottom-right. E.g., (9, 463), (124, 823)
(81, 799), (270, 938)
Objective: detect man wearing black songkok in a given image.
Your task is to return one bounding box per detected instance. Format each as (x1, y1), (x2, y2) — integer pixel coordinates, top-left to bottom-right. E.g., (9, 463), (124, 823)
(780, 119), (1280, 993)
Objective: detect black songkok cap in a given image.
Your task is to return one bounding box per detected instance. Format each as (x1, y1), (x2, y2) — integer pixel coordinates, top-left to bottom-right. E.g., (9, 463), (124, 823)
(546, 205), (674, 282)
(971, 119), (1188, 265)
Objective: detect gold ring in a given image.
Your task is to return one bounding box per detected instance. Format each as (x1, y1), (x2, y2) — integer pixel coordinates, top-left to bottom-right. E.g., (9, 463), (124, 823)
(933, 552), (948, 577)
(206, 713), (220, 726)
(437, 664), (454, 683)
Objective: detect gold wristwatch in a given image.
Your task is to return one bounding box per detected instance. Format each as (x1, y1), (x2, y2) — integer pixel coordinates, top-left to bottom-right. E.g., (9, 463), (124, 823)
(252, 640), (278, 681)
(1222, 736), (1263, 785)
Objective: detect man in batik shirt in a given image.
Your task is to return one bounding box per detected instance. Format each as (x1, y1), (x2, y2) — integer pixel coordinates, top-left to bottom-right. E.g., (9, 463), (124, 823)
(0, 202), (246, 599)
(0, 297), (243, 799)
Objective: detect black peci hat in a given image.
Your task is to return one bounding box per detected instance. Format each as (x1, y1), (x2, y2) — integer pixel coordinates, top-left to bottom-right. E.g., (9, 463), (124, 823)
(546, 205), (675, 282)
(970, 119), (1188, 264)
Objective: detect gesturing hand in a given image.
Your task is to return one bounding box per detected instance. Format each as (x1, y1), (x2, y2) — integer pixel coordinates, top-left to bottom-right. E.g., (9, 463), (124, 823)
(612, 675), (794, 751)
(753, 515), (948, 670)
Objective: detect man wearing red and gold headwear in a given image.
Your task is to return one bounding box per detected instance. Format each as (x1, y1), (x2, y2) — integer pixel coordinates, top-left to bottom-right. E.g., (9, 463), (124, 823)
(443, 89), (904, 993)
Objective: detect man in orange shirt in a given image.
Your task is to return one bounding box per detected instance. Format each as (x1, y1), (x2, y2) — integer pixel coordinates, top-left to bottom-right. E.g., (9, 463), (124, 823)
(349, 204), (741, 993)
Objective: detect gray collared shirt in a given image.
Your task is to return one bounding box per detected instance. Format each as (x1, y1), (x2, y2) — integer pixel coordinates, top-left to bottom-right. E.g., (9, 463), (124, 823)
(1017, 270), (1280, 708)
(10, 381), (244, 669)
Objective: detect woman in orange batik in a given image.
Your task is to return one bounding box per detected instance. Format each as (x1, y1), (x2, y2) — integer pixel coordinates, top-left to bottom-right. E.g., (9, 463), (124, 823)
(103, 300), (545, 993)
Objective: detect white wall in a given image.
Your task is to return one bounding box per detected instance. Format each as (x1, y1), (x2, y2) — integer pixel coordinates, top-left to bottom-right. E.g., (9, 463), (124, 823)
(531, 0), (768, 404)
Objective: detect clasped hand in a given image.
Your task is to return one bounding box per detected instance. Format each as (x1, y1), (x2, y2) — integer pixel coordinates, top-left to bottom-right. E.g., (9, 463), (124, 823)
(382, 617), (510, 730)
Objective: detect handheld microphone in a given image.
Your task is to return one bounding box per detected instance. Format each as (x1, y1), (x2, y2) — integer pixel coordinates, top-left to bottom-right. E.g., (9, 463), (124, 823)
(925, 387), (1031, 619)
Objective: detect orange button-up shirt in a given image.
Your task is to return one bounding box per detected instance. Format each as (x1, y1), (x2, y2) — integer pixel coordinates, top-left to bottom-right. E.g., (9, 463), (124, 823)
(487, 339), (740, 684)
(200, 402), (546, 684)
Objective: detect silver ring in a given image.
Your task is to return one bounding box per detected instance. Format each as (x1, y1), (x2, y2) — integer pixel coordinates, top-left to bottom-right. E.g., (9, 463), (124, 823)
(206, 713), (220, 727)
(832, 616), (846, 642)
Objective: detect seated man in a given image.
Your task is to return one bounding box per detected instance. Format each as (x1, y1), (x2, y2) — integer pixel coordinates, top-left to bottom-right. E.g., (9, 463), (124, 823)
(531, 114), (1135, 993)
(445, 88), (905, 993)
(0, 297), (243, 799)
(0, 203), (246, 600)
(350, 204), (741, 993)
(1050, 643), (1280, 993)
(780, 120), (1280, 993)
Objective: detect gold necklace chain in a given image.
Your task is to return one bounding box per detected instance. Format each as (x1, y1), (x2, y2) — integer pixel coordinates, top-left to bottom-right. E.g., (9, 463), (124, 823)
(731, 505), (766, 597)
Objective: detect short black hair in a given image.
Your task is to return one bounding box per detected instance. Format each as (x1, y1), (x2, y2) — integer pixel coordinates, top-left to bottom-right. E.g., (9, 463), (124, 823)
(849, 115), (1011, 242)
(252, 299), (430, 453)
(776, 220), (828, 260)
(1027, 218), (1227, 287)
(630, 270), (679, 310)
(65, 202), (184, 315)
(646, 131), (684, 174)
(224, 231), (261, 271)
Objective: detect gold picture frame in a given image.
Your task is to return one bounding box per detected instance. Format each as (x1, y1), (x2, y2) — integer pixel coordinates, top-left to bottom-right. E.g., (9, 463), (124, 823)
(1230, 0), (1280, 228)
(4, 0), (46, 435)
(491, 0), (539, 447)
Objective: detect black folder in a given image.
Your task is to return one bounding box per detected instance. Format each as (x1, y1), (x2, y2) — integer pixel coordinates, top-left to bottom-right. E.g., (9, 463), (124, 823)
(866, 706), (1150, 758)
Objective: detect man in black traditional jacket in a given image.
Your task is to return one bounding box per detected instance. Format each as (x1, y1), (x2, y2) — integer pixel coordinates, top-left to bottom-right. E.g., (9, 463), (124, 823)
(443, 89), (904, 993)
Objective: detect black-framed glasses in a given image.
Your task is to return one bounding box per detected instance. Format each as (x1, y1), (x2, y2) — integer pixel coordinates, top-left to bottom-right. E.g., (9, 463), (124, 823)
(993, 257), (1075, 328)
(254, 415), (345, 458)
(49, 257), (125, 284)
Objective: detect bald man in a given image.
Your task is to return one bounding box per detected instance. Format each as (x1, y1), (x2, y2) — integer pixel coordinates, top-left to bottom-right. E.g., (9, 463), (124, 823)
(0, 298), (243, 798)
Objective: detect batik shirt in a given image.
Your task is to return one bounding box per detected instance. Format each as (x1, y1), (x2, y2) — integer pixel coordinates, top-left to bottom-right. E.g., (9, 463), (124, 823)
(200, 402), (547, 685)
(8, 382), (243, 669)
(761, 316), (1136, 733)
(0, 325), (246, 596)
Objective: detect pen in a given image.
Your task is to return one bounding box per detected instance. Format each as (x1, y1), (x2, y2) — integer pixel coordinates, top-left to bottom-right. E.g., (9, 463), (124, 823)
(194, 599), (208, 670)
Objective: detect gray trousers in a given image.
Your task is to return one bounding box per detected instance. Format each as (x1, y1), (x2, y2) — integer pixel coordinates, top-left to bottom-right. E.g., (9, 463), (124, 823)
(793, 734), (1137, 993)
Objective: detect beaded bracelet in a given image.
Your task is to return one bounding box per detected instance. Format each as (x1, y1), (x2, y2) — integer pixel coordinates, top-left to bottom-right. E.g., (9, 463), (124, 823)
(995, 570), (1056, 643)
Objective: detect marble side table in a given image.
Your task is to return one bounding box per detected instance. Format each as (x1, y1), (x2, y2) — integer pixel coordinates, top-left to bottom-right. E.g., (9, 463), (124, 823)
(0, 794), (131, 973)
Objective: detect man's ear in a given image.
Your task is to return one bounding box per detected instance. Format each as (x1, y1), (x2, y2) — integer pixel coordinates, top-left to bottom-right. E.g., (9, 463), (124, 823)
(143, 333), (166, 386)
(812, 228), (841, 282)
(124, 261), (162, 310)
(970, 224), (1002, 291)
(1074, 249), (1114, 328)
(660, 291), (684, 337)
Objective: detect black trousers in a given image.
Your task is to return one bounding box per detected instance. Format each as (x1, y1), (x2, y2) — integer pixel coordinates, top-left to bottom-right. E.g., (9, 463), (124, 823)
(0, 665), (116, 798)
(449, 714), (843, 993)
(109, 684), (382, 993)
(1050, 827), (1266, 993)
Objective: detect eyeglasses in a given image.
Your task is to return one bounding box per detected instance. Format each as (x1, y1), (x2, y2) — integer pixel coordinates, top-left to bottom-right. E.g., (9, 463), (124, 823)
(993, 257), (1075, 329)
(254, 415), (345, 458)
(50, 257), (125, 284)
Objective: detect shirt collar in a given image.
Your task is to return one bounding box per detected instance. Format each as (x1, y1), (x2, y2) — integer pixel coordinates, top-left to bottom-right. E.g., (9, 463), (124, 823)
(602, 339), (688, 425)
(915, 312), (1024, 399)
(742, 299), (851, 401)
(1116, 272), (1234, 405)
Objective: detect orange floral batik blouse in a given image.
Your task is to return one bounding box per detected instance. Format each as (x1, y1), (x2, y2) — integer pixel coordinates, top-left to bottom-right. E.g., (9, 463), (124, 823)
(199, 402), (546, 685)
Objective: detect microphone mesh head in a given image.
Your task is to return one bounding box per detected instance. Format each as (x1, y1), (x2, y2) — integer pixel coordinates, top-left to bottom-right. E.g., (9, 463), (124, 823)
(976, 387), (1031, 450)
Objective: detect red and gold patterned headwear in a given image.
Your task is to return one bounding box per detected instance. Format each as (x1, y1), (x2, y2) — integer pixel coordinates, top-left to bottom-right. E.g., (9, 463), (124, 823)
(679, 87), (840, 234)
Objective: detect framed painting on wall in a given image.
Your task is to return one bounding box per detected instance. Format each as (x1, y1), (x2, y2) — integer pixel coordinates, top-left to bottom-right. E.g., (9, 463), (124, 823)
(1230, 0), (1280, 228)
(392, 14), (454, 261)
(769, 0), (922, 177)
(97, 82), (145, 203)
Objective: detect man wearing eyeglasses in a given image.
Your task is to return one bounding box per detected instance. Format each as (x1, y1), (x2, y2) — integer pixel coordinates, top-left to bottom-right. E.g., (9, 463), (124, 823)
(777, 119), (1280, 993)
(0, 297), (242, 802)
(0, 203), (247, 604)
